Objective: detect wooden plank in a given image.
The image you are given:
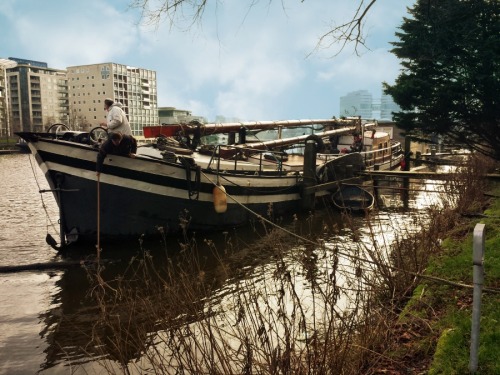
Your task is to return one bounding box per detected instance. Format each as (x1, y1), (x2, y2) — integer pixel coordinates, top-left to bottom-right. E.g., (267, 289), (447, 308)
(302, 177), (361, 194)
(361, 170), (456, 179)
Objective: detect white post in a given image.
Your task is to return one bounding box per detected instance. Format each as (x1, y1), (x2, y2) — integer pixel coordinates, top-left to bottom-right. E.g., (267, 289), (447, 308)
(469, 223), (485, 373)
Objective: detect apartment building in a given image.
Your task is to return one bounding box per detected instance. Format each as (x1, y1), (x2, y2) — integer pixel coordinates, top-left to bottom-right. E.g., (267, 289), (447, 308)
(158, 106), (206, 125)
(6, 58), (69, 133)
(0, 59), (18, 137)
(66, 63), (159, 136)
(0, 68), (6, 136)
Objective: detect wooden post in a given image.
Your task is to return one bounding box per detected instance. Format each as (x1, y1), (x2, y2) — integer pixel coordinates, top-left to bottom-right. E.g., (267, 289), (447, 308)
(372, 164), (380, 207)
(301, 140), (317, 210)
(227, 132), (236, 145)
(238, 127), (246, 144)
(404, 136), (411, 172)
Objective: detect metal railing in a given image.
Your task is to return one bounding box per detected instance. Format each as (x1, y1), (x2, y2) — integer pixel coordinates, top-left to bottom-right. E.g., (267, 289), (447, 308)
(206, 144), (289, 175)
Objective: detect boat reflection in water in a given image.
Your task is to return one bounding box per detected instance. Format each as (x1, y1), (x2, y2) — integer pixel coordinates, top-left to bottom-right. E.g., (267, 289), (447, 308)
(34, 208), (347, 373)
(34, 218), (309, 372)
(35, 194), (437, 374)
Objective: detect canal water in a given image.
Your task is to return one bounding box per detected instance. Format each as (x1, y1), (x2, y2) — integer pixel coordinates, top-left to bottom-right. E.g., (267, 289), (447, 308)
(0, 153), (442, 374)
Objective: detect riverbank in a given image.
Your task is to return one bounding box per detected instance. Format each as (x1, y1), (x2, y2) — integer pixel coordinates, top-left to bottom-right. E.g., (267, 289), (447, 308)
(374, 180), (500, 373)
(0, 137), (24, 154)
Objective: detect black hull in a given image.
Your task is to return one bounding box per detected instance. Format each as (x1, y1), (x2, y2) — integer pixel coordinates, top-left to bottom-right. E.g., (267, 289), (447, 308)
(52, 171), (300, 242)
(19, 132), (303, 245)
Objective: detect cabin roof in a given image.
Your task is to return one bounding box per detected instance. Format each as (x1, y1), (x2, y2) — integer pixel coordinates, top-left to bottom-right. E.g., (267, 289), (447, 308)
(363, 130), (390, 139)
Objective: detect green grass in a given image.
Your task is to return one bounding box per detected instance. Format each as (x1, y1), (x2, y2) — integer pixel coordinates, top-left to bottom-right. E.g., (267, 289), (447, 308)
(406, 185), (500, 374)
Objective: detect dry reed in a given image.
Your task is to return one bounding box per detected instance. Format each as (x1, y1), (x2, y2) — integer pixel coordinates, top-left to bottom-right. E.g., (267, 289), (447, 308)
(78, 154), (494, 374)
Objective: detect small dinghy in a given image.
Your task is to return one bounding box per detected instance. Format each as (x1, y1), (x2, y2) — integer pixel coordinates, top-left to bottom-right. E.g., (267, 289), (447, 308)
(331, 185), (375, 212)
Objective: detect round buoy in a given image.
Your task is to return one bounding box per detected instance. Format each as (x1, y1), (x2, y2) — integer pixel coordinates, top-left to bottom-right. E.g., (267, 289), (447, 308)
(213, 183), (227, 213)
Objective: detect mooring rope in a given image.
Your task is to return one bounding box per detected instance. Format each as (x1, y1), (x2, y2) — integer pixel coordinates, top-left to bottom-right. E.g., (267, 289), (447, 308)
(27, 154), (60, 237)
(199, 169), (500, 294)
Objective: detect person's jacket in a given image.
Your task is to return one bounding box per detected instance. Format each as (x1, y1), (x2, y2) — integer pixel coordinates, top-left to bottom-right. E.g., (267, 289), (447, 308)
(106, 103), (132, 135)
(96, 135), (137, 172)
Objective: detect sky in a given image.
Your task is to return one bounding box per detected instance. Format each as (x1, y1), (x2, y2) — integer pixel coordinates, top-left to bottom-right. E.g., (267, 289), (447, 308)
(0, 0), (414, 122)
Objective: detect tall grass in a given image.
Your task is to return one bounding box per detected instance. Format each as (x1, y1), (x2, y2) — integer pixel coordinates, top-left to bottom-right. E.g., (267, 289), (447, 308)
(80, 154), (494, 374)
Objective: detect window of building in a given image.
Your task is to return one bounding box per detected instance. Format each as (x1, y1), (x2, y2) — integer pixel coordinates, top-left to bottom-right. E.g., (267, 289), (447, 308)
(101, 66), (110, 79)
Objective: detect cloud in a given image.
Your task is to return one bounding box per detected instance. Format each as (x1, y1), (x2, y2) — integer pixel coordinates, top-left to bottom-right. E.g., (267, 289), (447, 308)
(317, 48), (402, 92)
(2, 1), (139, 69)
(1, 0), (414, 121)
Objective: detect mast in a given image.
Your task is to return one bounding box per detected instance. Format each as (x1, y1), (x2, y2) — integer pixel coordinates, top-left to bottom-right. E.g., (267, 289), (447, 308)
(234, 123), (375, 151)
(143, 118), (362, 138)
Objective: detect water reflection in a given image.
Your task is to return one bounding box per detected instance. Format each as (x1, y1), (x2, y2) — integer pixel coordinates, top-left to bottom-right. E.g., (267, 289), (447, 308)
(33, 201), (438, 374)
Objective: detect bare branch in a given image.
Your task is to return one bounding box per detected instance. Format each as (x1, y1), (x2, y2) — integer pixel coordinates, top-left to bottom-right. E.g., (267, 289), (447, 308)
(129, 0), (379, 56)
(129, 0), (209, 31)
(307, 0), (378, 58)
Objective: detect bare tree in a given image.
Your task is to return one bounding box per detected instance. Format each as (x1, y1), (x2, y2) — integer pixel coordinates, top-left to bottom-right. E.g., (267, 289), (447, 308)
(129, 0), (380, 55)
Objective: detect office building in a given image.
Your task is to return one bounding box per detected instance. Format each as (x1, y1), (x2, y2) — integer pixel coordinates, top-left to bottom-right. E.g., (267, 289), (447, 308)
(380, 93), (401, 120)
(339, 89), (401, 120)
(339, 90), (373, 119)
(5, 57), (69, 133)
(67, 63), (158, 136)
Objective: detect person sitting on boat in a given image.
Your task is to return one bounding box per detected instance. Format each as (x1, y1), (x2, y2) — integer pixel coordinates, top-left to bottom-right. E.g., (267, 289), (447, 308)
(96, 132), (137, 176)
(100, 98), (132, 136)
(350, 134), (363, 152)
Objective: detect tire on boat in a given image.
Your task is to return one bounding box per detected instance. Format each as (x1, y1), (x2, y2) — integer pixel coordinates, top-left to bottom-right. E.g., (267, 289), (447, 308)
(305, 134), (325, 153)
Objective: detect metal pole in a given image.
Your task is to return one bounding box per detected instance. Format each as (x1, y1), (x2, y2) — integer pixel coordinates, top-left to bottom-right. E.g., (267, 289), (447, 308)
(97, 174), (101, 263)
(469, 223), (485, 373)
